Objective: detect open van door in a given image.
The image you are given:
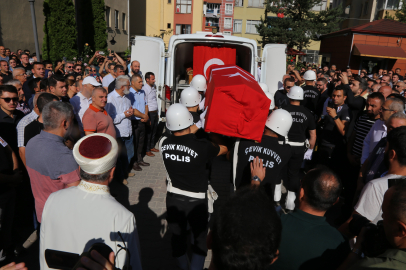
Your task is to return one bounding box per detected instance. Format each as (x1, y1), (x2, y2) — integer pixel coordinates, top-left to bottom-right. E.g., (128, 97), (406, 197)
(260, 44), (287, 95)
(131, 36), (166, 121)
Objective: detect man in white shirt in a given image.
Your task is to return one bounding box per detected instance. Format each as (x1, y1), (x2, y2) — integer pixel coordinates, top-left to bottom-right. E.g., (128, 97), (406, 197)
(40, 133), (142, 270)
(340, 126), (406, 236)
(70, 77), (101, 133)
(361, 98), (404, 164)
(143, 72), (159, 156)
(102, 63), (116, 90)
(105, 75), (134, 184)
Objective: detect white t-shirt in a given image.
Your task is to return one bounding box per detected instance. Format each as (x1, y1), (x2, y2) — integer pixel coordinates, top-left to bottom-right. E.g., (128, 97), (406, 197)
(102, 73), (115, 87)
(355, 173), (403, 224)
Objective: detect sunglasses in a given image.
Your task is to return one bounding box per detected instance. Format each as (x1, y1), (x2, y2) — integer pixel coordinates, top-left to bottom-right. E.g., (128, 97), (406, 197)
(67, 66), (73, 68)
(1, 97), (18, 103)
(286, 86), (293, 89)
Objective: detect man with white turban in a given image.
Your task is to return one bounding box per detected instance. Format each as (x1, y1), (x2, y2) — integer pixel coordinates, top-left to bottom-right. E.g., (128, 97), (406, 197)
(39, 133), (143, 270)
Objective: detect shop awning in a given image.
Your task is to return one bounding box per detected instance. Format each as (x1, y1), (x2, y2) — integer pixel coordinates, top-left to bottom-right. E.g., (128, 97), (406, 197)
(353, 44), (406, 60)
(287, 47), (306, 55)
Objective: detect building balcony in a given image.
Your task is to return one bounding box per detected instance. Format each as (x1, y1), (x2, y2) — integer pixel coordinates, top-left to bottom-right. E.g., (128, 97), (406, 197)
(205, 9), (221, 17)
(205, 22), (219, 27)
(376, 0), (401, 11)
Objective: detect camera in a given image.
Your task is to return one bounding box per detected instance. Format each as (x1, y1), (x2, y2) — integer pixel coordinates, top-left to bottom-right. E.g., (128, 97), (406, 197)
(348, 214), (391, 257)
(45, 243), (113, 270)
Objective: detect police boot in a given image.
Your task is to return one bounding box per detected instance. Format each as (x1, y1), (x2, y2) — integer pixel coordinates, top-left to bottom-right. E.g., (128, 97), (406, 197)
(175, 254), (190, 270)
(190, 253), (206, 270)
(286, 191), (296, 211)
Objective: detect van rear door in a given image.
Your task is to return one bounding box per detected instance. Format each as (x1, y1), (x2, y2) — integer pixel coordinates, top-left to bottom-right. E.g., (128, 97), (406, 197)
(131, 36), (166, 119)
(260, 44), (287, 95)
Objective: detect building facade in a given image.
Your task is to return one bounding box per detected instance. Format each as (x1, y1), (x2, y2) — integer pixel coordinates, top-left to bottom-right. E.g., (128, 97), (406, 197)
(103, 0), (128, 52)
(319, 19), (406, 75)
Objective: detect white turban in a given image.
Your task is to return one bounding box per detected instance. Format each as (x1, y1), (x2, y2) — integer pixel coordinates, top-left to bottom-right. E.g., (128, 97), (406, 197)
(73, 133), (118, 174)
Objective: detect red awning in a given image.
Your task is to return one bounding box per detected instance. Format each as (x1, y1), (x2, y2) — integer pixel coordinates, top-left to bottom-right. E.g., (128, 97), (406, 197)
(287, 48), (306, 55)
(353, 44), (406, 60)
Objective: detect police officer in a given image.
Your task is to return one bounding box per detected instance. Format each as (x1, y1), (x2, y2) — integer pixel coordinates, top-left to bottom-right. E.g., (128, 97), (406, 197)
(190, 74), (207, 111)
(159, 104), (227, 270)
(301, 70), (320, 116)
(180, 86), (206, 138)
(283, 86), (317, 210)
(232, 109), (292, 203)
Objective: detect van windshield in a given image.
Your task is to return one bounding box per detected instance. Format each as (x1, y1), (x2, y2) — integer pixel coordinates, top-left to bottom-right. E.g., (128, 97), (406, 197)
(172, 42), (252, 90)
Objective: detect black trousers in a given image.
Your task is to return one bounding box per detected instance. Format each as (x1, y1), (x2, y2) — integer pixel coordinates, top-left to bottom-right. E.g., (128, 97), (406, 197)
(132, 120), (146, 162)
(146, 111), (159, 150)
(286, 145), (306, 193)
(166, 193), (208, 257)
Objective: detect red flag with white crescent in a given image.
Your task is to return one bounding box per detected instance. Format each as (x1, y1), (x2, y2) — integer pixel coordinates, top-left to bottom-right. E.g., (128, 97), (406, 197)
(192, 45), (236, 79)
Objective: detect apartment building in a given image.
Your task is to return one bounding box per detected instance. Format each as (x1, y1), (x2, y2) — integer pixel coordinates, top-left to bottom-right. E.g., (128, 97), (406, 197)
(104, 0), (129, 52)
(334, 0), (403, 28)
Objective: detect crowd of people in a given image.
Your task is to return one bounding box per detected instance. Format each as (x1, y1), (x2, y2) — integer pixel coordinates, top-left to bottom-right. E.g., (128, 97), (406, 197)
(2, 41), (406, 270)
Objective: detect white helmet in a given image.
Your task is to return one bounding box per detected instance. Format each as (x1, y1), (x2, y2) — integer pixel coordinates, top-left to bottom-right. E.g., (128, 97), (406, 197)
(303, 70), (316, 81)
(180, 87), (201, 107)
(259, 82), (269, 93)
(265, 92), (275, 110)
(286, 86), (303, 100)
(166, 104), (194, 131)
(190, 74), (207, 92)
(265, 109), (293, 137)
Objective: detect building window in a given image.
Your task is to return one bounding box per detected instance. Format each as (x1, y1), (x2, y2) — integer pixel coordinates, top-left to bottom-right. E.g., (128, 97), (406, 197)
(223, 31), (232, 35)
(233, 19), (242, 32)
(106, 6), (111, 27)
(224, 18), (232, 29)
(235, 0), (244, 6)
(122, 13), (126, 30)
(248, 0), (263, 8)
(176, 0), (192, 13)
(114, 10), (119, 29)
(302, 50), (319, 64)
(225, 3), (233, 14)
(246, 20), (260, 34)
(364, 1), (369, 15)
(176, 24), (191, 34)
(168, 0), (171, 3)
(206, 17), (219, 27)
(167, 23), (171, 28)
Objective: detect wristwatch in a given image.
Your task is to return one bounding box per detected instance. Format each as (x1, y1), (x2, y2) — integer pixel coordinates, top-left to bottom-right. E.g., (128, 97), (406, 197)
(333, 115), (339, 120)
(252, 175), (261, 182)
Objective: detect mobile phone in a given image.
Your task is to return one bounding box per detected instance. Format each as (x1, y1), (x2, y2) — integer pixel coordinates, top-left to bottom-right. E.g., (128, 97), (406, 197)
(108, 56), (113, 60)
(99, 51), (105, 55)
(63, 57), (67, 62)
(327, 100), (335, 108)
(111, 50), (114, 54)
(85, 69), (90, 75)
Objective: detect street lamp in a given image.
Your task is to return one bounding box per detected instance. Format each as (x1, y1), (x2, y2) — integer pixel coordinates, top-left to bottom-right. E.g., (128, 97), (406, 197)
(28, 0), (41, 61)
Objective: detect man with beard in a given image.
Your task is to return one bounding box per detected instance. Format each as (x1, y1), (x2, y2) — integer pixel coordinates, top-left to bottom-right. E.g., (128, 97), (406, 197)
(274, 77), (294, 109)
(128, 60), (142, 78)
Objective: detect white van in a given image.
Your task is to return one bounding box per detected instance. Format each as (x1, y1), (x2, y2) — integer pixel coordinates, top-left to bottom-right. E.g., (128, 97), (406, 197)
(131, 32), (287, 121)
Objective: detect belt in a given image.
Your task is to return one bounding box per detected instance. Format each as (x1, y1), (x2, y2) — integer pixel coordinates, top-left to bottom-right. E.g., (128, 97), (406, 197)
(149, 110), (158, 113)
(287, 142), (305, 146)
(167, 181), (206, 199)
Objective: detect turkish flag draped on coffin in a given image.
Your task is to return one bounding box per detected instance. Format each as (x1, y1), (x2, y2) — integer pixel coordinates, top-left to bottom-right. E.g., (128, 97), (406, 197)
(193, 45), (236, 79)
(204, 65), (271, 142)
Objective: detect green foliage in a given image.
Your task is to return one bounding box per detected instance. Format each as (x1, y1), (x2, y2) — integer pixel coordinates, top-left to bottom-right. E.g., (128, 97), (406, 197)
(78, 0), (108, 52)
(396, 0), (406, 22)
(42, 0), (78, 62)
(124, 47), (131, 57)
(257, 0), (344, 51)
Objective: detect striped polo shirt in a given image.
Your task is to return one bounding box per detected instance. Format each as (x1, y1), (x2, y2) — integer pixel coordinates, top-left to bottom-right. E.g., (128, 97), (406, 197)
(351, 113), (378, 157)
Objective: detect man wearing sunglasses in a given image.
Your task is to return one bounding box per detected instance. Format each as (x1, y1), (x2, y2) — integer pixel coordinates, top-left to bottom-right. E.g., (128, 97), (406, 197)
(396, 81), (405, 96)
(64, 61), (75, 74)
(0, 85), (25, 152)
(274, 77), (295, 109)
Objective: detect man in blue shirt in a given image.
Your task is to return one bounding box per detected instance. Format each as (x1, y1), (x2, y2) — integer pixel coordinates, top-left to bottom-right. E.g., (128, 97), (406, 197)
(127, 74), (149, 171)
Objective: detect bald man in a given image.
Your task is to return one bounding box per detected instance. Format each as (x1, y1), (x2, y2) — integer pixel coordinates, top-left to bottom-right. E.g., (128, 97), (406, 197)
(128, 60), (142, 78)
(378, 85), (392, 99)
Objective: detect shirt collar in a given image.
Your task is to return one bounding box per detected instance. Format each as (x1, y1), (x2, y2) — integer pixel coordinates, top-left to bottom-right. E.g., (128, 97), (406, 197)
(0, 107), (15, 119)
(89, 104), (107, 115)
(78, 92), (91, 101)
(112, 90), (124, 98)
(130, 87), (144, 94)
(289, 209), (327, 224)
(77, 180), (110, 194)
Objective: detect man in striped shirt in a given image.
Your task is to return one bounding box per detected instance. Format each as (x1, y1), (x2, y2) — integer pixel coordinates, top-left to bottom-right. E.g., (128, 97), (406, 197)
(348, 92), (385, 166)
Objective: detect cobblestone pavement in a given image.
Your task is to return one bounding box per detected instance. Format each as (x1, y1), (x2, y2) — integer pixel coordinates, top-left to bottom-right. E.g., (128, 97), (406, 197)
(110, 154), (211, 270)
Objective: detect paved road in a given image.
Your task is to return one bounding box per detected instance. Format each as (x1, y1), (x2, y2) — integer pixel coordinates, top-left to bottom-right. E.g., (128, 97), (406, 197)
(110, 154), (212, 270)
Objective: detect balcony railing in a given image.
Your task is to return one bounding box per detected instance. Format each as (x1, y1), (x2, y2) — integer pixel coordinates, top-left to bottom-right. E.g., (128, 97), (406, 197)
(376, 0), (400, 10)
(205, 22), (219, 27)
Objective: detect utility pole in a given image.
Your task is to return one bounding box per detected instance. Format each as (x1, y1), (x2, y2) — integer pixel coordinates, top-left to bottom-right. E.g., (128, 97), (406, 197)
(28, 0), (41, 61)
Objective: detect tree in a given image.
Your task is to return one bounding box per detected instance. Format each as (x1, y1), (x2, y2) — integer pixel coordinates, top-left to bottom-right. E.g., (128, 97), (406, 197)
(257, 0), (343, 51)
(395, 0), (406, 22)
(78, 0), (108, 52)
(42, 0), (78, 62)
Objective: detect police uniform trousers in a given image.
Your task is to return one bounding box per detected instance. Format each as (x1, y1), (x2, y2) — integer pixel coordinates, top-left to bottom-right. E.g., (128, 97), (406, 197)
(166, 192), (208, 257)
(286, 145), (306, 193)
